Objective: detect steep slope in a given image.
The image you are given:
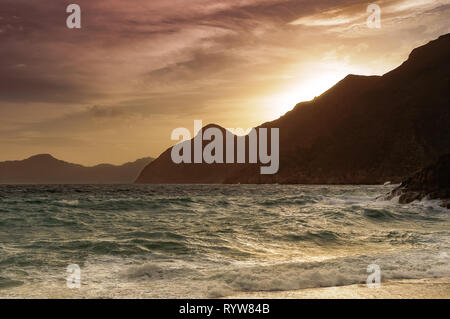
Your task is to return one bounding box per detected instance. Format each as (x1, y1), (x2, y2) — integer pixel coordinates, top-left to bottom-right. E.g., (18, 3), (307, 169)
(136, 34), (450, 184)
(0, 154), (153, 184)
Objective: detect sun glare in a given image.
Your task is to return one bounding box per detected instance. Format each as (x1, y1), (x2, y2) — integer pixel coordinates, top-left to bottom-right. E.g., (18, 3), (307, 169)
(266, 72), (346, 119)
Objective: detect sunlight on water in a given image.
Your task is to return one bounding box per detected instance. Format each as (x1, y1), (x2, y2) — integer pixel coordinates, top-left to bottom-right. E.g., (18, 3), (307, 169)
(0, 185), (448, 298)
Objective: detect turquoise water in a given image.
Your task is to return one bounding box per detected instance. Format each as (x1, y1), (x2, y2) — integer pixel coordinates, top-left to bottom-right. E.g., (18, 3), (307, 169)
(0, 184), (448, 298)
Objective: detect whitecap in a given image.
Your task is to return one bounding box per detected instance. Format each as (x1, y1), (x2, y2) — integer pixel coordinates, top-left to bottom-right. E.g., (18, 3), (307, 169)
(56, 199), (79, 206)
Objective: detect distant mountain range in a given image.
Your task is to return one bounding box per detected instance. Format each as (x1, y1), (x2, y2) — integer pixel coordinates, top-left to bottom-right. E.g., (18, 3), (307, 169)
(136, 33), (450, 184)
(0, 154), (153, 184)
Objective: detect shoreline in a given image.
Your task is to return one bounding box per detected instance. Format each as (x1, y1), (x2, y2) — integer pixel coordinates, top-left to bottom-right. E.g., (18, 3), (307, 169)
(225, 277), (450, 299)
(2, 277), (449, 299)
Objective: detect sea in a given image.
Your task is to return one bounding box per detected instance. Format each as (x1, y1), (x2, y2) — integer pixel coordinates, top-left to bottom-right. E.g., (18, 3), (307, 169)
(0, 184), (449, 298)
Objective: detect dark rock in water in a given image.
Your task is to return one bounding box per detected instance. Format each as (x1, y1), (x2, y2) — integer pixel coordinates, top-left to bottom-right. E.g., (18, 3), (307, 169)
(387, 153), (450, 208)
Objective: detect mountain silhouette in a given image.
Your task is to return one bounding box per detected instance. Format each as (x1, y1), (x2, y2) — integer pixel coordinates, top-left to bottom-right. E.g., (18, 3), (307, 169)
(136, 33), (450, 184)
(136, 124), (264, 183)
(0, 154), (153, 184)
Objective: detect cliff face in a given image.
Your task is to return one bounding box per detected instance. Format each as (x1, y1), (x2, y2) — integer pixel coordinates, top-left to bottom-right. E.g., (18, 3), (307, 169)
(387, 153), (450, 208)
(137, 34), (450, 184)
(0, 154), (153, 184)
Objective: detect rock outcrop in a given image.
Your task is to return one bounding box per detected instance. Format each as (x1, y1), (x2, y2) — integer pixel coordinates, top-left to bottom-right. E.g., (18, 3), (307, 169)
(387, 153), (450, 208)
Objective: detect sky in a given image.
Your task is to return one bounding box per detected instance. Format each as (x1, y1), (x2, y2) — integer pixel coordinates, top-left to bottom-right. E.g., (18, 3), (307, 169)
(0, 0), (449, 165)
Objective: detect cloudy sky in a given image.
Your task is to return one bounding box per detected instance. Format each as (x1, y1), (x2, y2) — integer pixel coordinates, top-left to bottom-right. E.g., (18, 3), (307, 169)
(1, 0), (449, 165)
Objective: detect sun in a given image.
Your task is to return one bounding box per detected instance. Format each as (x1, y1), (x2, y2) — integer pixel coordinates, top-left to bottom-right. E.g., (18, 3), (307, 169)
(266, 72), (346, 119)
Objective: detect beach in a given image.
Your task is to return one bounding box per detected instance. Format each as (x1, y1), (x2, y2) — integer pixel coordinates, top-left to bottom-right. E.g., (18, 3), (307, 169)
(227, 277), (450, 299)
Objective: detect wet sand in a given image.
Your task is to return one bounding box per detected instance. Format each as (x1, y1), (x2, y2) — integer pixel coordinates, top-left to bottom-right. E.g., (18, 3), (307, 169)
(226, 277), (450, 299)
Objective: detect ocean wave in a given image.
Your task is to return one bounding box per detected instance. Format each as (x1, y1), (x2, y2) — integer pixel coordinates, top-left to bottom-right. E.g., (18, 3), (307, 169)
(124, 263), (200, 280)
(107, 247), (450, 298)
(73, 197), (196, 212)
(202, 249), (450, 297)
(0, 276), (23, 289)
(259, 195), (318, 206)
(56, 199), (79, 206)
(0, 184), (448, 298)
(118, 231), (186, 241)
(362, 208), (397, 220)
(278, 230), (341, 245)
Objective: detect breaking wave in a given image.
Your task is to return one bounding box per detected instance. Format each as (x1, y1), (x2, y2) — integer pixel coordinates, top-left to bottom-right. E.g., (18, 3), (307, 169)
(0, 184), (448, 298)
